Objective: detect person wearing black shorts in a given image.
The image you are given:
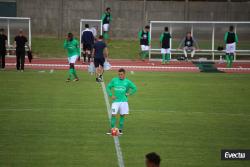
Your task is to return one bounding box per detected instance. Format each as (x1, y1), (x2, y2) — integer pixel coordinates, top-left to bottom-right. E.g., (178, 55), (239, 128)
(92, 35), (108, 82)
(81, 24), (94, 63)
(14, 29), (28, 72)
(0, 28), (7, 70)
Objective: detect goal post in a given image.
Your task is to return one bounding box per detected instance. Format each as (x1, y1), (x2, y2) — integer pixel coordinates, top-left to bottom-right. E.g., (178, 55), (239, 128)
(0, 17), (31, 52)
(79, 19), (102, 56)
(149, 21), (250, 61)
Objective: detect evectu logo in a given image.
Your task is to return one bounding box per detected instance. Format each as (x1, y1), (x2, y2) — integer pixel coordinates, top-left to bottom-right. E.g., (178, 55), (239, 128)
(221, 149), (250, 160)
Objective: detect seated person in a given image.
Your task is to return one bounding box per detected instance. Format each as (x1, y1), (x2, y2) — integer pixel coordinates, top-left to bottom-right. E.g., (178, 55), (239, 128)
(178, 32), (199, 60)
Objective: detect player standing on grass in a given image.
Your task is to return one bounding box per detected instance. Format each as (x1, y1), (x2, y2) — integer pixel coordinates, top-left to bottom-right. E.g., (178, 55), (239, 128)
(178, 32), (199, 61)
(64, 32), (80, 82)
(106, 68), (137, 135)
(224, 25), (238, 68)
(92, 35), (108, 82)
(138, 25), (150, 61)
(0, 28), (7, 70)
(160, 27), (171, 64)
(81, 24), (94, 64)
(102, 7), (112, 40)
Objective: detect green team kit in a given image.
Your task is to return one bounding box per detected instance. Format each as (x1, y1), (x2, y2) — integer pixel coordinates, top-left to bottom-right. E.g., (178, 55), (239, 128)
(64, 38), (80, 81)
(106, 77), (137, 132)
(160, 31), (171, 64)
(224, 31), (238, 68)
(138, 29), (150, 60)
(102, 11), (112, 40)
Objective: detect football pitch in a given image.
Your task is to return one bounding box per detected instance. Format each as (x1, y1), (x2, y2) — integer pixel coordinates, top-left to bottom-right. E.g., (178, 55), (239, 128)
(0, 70), (250, 167)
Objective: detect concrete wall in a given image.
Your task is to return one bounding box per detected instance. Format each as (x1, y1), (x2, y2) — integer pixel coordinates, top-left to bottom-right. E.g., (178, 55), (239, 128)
(16, 0), (250, 39)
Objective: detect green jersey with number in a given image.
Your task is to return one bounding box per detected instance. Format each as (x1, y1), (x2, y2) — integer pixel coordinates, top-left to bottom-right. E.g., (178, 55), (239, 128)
(64, 38), (80, 57)
(107, 77), (137, 102)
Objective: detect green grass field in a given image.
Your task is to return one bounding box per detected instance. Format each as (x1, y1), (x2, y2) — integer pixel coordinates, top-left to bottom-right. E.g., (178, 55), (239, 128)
(32, 37), (140, 59)
(0, 70), (250, 167)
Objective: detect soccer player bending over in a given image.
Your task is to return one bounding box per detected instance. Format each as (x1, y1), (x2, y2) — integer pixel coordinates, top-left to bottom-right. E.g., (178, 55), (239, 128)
(224, 25), (238, 68)
(138, 25), (150, 61)
(92, 35), (108, 82)
(145, 152), (161, 167)
(178, 32), (199, 61)
(160, 27), (171, 64)
(102, 7), (112, 40)
(106, 68), (137, 135)
(64, 33), (80, 82)
(81, 24), (94, 64)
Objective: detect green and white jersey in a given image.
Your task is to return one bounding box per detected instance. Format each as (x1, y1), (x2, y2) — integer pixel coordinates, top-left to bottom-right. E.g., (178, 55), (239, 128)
(224, 31), (238, 44)
(106, 77), (137, 102)
(64, 38), (80, 57)
(102, 12), (112, 24)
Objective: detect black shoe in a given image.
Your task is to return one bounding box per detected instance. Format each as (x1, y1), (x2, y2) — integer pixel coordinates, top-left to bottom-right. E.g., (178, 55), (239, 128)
(98, 76), (103, 82)
(96, 78), (102, 83)
(119, 129), (123, 135)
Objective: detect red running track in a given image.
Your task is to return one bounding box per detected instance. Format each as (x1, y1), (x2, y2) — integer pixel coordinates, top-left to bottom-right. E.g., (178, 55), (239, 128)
(4, 57), (250, 73)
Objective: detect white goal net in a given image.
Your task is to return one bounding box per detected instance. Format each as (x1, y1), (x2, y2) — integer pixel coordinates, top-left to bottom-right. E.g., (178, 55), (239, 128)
(149, 21), (250, 61)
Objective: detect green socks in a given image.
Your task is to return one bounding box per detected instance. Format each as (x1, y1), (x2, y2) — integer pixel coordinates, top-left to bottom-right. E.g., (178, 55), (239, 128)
(166, 54), (170, 63)
(162, 54), (170, 63)
(141, 51), (149, 60)
(73, 69), (78, 78)
(162, 54), (165, 63)
(69, 68), (78, 80)
(119, 115), (125, 130)
(104, 32), (109, 40)
(226, 54), (234, 68)
(111, 116), (116, 128)
(69, 68), (74, 80)
(111, 115), (125, 130)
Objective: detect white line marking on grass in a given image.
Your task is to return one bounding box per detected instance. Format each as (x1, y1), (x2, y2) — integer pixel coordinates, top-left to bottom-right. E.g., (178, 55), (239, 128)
(100, 81), (125, 167)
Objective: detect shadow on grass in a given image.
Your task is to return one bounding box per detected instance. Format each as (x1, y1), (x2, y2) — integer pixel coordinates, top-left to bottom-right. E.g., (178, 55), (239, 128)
(192, 61), (224, 73)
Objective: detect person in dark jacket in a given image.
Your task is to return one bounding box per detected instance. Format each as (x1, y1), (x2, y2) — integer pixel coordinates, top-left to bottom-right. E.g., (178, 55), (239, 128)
(0, 28), (8, 70)
(81, 24), (94, 63)
(14, 29), (28, 72)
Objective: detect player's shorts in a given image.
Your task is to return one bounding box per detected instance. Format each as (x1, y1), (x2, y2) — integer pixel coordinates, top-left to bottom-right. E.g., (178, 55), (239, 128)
(103, 24), (109, 32)
(83, 43), (93, 51)
(111, 102), (129, 115)
(140, 45), (149, 51)
(68, 55), (78, 64)
(161, 48), (171, 54)
(184, 46), (194, 52)
(94, 57), (105, 68)
(226, 43), (236, 54)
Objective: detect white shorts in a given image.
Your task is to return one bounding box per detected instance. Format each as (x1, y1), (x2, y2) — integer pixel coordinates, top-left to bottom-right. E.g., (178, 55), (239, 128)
(141, 45), (149, 51)
(111, 102), (129, 115)
(103, 24), (109, 32)
(226, 43), (236, 54)
(161, 48), (171, 54)
(68, 55), (78, 64)
(184, 46), (194, 52)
